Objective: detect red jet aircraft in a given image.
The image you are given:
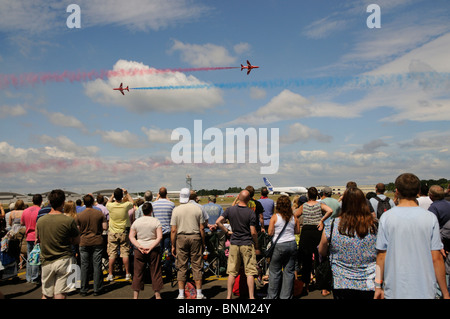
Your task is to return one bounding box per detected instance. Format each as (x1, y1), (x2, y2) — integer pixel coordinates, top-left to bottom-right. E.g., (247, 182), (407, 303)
(241, 60), (259, 75)
(113, 83), (129, 95)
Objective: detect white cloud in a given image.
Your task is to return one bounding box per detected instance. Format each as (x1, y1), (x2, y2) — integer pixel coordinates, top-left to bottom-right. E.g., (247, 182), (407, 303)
(39, 110), (86, 131)
(0, 104), (27, 118)
(0, 0), (208, 34)
(96, 129), (143, 148)
(224, 89), (359, 127)
(84, 59), (224, 113)
(141, 126), (174, 144)
(169, 40), (238, 67)
(280, 123), (332, 144)
(249, 88), (267, 100)
(37, 135), (99, 157)
(353, 139), (388, 154)
(233, 42), (251, 55)
(302, 15), (347, 39)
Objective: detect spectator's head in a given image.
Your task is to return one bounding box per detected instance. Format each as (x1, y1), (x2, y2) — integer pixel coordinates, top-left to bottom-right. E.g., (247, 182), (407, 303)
(420, 184), (429, 197)
(276, 195), (293, 221)
(76, 199), (82, 206)
(48, 189), (66, 210)
(208, 195), (216, 203)
(261, 187), (269, 197)
(323, 186), (333, 197)
(114, 188), (123, 201)
(83, 194), (95, 208)
(96, 194), (105, 205)
(159, 187), (168, 198)
(346, 181), (357, 189)
(32, 194), (43, 206)
(307, 187), (318, 201)
(429, 185), (445, 201)
(189, 190), (198, 201)
(395, 173), (420, 200)
(245, 185), (255, 198)
(64, 201), (77, 217)
(340, 187), (374, 238)
(375, 183), (386, 194)
(366, 191), (377, 200)
(179, 188), (190, 204)
(238, 190), (251, 204)
(144, 190), (153, 202)
(135, 198), (144, 207)
(142, 202), (153, 216)
(14, 199), (26, 210)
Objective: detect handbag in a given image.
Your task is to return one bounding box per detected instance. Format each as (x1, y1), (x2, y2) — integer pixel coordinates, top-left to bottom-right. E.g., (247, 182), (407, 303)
(265, 219), (289, 258)
(28, 243), (41, 266)
(315, 220), (335, 289)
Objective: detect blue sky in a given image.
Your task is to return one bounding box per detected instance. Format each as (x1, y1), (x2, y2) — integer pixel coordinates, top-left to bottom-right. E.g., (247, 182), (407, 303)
(0, 0), (449, 194)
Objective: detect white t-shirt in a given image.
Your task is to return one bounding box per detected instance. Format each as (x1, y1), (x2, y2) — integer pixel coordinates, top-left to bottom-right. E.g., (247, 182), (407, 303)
(131, 216), (161, 248)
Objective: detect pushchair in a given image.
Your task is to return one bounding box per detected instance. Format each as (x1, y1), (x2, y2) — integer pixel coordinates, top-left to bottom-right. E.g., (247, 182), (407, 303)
(0, 225), (26, 281)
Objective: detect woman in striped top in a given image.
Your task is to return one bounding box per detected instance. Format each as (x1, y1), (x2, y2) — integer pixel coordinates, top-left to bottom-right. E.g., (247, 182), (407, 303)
(295, 187), (333, 293)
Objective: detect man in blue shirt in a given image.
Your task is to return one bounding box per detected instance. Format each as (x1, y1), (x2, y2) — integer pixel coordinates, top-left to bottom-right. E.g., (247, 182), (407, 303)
(258, 187), (274, 232)
(375, 173), (449, 299)
(203, 195), (224, 231)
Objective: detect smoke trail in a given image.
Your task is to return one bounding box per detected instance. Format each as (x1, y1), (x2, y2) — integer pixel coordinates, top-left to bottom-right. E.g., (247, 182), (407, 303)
(0, 66), (240, 89)
(131, 72), (450, 91)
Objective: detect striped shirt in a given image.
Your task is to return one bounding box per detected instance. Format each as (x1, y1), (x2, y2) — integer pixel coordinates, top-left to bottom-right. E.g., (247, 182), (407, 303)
(152, 198), (175, 234)
(302, 202), (322, 226)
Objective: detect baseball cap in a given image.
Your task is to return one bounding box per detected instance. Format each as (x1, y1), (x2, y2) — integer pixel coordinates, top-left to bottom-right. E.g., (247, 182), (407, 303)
(323, 186), (332, 195)
(179, 188), (190, 204)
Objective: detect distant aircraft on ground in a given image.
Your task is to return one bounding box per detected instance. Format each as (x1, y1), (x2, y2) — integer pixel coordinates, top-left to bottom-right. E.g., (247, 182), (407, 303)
(241, 60), (259, 75)
(263, 177), (307, 196)
(113, 83), (129, 95)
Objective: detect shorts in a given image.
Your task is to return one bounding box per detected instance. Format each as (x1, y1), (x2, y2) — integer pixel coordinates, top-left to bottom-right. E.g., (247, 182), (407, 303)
(41, 257), (77, 297)
(175, 234), (203, 281)
(227, 244), (258, 277)
(107, 232), (130, 258)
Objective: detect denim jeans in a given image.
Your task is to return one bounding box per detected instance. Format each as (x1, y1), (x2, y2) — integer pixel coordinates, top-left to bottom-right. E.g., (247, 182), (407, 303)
(267, 240), (297, 299)
(79, 245), (104, 293)
(26, 241), (40, 283)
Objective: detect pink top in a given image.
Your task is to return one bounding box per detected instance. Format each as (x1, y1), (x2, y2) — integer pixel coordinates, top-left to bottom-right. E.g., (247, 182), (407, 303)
(21, 205), (40, 241)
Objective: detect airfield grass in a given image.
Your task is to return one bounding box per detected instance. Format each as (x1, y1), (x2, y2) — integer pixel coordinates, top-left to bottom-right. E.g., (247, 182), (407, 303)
(2, 192), (396, 210)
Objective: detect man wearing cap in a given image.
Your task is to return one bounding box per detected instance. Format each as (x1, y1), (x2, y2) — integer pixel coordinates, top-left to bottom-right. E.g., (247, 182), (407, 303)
(171, 188), (206, 299)
(321, 186), (341, 219)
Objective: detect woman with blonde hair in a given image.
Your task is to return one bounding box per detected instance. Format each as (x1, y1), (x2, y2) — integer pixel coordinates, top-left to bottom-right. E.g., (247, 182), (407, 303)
(318, 187), (377, 299)
(266, 195), (300, 299)
(64, 201), (78, 219)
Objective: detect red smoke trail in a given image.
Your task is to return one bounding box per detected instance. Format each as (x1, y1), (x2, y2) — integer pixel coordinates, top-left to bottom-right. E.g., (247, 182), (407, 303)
(0, 66), (239, 89)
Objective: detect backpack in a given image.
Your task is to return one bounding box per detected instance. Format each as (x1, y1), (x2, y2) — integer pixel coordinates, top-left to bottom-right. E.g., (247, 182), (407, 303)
(374, 196), (391, 219)
(184, 281), (197, 299)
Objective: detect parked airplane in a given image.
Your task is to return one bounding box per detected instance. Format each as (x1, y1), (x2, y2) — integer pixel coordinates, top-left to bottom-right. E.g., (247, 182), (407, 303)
(240, 60), (259, 75)
(113, 83), (129, 95)
(263, 177), (307, 196)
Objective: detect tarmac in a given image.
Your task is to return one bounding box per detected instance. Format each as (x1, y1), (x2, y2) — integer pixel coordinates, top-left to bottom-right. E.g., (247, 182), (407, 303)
(0, 266), (332, 300)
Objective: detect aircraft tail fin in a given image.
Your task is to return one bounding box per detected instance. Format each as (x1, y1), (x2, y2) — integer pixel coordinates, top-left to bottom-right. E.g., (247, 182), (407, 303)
(263, 177), (273, 191)
(241, 64), (244, 71)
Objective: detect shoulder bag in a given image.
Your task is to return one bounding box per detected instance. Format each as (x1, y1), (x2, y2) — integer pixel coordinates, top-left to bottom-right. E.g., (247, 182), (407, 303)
(265, 219), (289, 259)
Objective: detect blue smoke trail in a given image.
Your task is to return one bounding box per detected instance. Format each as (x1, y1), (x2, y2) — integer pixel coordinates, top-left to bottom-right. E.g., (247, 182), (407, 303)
(131, 72), (450, 91)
